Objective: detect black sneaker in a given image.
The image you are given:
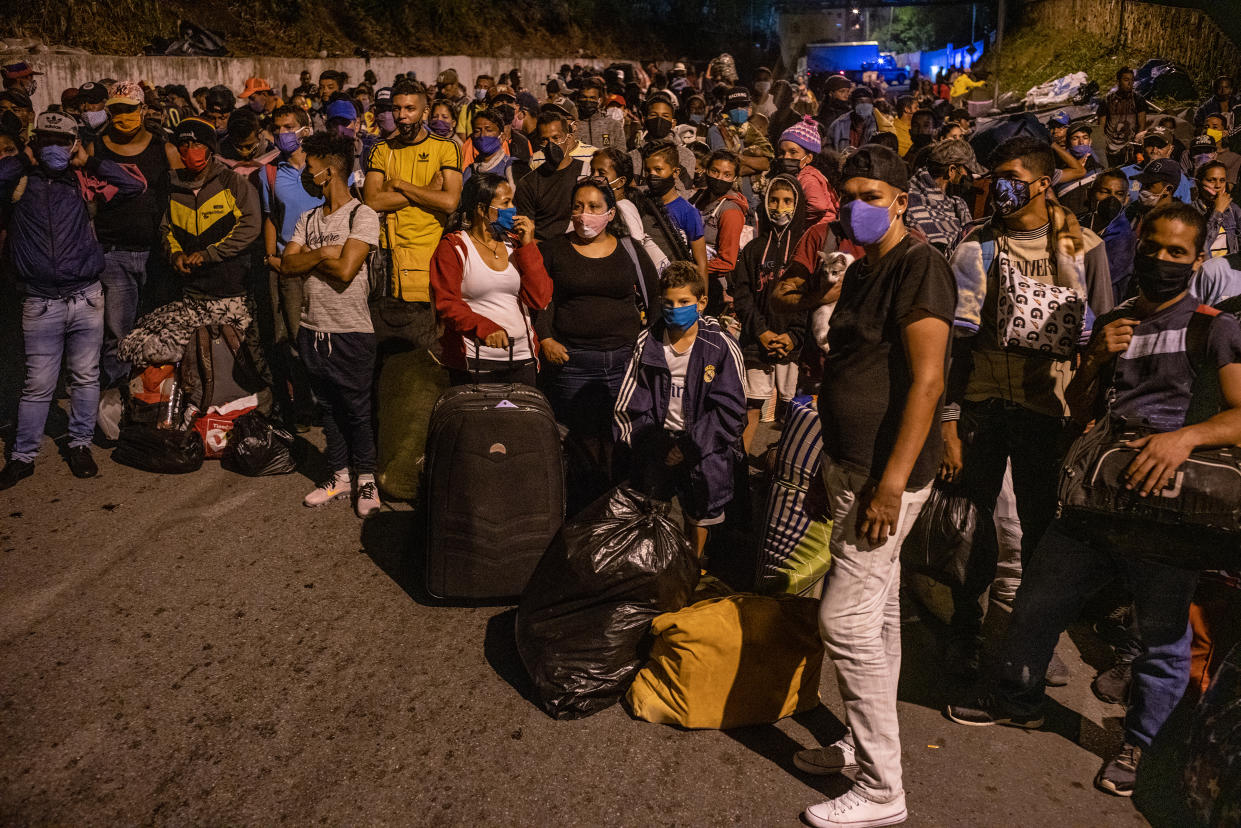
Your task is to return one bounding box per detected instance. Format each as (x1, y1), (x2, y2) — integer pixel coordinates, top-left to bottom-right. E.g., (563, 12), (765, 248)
(1045, 652), (1070, 687)
(946, 693), (1044, 728)
(66, 446), (99, 479)
(1095, 743), (1141, 796)
(0, 459), (34, 490)
(1091, 661), (1133, 705)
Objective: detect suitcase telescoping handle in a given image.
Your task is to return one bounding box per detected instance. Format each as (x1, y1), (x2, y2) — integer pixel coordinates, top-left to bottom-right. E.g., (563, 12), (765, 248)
(469, 336), (520, 388)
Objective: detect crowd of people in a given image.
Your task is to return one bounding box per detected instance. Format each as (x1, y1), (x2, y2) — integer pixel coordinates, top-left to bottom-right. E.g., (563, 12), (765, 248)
(1, 52), (1240, 826)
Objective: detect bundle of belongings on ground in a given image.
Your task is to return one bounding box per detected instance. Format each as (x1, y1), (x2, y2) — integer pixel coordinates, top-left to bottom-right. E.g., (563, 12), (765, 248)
(113, 323), (295, 476)
(1025, 72), (1089, 108)
(517, 401), (834, 730)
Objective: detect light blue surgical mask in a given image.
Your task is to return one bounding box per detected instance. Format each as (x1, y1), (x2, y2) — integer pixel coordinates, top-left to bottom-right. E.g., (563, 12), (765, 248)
(689, 113), (705, 124)
(664, 303), (700, 329)
(727, 108), (749, 125)
(855, 102), (874, 119)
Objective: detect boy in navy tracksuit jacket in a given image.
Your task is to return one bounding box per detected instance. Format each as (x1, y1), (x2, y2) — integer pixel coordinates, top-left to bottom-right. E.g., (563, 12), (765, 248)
(614, 261), (747, 556)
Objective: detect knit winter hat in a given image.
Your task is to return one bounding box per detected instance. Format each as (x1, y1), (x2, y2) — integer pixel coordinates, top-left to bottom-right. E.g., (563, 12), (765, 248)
(780, 116), (822, 155)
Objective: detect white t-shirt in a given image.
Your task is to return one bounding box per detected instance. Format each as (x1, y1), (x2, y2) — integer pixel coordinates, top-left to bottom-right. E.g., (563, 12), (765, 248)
(662, 333), (692, 432)
(455, 231), (534, 362)
(289, 198), (381, 334)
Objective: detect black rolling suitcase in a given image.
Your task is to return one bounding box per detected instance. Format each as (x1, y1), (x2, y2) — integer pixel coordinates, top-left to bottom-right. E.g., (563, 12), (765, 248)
(424, 377), (565, 600)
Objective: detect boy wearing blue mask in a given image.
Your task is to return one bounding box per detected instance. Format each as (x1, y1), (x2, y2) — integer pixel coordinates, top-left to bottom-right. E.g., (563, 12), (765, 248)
(614, 261), (746, 557)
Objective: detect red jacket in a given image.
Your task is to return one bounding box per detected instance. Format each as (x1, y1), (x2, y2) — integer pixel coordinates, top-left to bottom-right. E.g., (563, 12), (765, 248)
(429, 232), (553, 369)
(701, 190), (750, 275)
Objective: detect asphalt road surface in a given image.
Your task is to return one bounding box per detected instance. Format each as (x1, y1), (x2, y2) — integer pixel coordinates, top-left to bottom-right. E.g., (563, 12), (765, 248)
(0, 419), (1171, 827)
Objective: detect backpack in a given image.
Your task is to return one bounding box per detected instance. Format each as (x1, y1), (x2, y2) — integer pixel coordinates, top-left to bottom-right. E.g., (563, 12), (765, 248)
(706, 198), (755, 256)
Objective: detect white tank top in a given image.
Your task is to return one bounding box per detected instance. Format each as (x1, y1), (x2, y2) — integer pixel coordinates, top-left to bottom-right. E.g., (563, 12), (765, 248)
(456, 231), (534, 363)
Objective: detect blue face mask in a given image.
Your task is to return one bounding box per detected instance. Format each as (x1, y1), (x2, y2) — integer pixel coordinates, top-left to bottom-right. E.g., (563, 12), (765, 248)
(689, 113), (705, 124)
(839, 198), (893, 245)
(491, 205), (517, 232)
(475, 135), (502, 157)
(39, 144), (72, 172)
(727, 108), (749, 125)
(664, 302), (700, 329)
(1069, 143), (1093, 158)
(855, 102), (874, 119)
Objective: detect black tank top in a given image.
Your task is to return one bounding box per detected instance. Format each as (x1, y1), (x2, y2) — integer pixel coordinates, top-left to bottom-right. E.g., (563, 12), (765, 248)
(92, 130), (171, 249)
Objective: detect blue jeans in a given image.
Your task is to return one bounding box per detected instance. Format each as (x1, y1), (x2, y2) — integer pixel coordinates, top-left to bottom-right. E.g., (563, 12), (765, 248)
(99, 250), (149, 388)
(543, 344), (632, 437)
(996, 520), (1198, 748)
(15, 284), (105, 462)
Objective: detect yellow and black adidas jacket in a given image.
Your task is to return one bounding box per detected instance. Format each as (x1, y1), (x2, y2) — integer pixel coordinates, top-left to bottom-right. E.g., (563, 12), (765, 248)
(160, 160), (261, 298)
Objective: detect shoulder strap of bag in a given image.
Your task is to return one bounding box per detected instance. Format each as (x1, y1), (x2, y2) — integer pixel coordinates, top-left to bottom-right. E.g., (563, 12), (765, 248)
(620, 236), (650, 313)
(1185, 305), (1223, 425)
(264, 162), (277, 198)
(980, 238), (997, 278)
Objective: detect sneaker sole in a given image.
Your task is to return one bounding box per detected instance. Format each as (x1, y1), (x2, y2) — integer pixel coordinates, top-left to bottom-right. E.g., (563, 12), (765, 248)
(945, 710), (1044, 729)
(794, 754), (859, 776)
(803, 806), (907, 828)
(303, 492), (349, 508)
(1094, 776), (1134, 797)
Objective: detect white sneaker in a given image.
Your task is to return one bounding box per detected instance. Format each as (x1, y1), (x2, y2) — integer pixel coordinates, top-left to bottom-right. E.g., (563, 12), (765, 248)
(795, 737), (858, 775)
(355, 475), (381, 518)
(304, 469), (351, 508)
(804, 789), (907, 828)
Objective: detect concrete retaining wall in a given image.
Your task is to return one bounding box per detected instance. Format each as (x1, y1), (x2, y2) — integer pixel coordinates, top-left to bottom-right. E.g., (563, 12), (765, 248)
(1019, 0), (1240, 84)
(10, 54), (607, 113)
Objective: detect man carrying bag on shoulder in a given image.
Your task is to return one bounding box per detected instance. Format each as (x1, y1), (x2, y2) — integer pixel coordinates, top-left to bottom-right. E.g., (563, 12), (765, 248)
(945, 202), (1241, 798)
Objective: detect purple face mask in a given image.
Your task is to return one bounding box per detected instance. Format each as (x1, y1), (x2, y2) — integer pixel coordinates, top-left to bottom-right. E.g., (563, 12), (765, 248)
(376, 111), (396, 133)
(275, 131), (301, 155)
(428, 118), (454, 137)
(839, 198), (894, 245)
(333, 125), (356, 140)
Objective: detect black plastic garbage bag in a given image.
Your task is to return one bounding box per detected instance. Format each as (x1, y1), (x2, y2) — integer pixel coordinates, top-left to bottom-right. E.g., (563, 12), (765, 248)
(515, 486), (699, 719)
(113, 425), (204, 474)
(900, 481), (977, 588)
(221, 411), (297, 476)
(1135, 59), (1197, 101)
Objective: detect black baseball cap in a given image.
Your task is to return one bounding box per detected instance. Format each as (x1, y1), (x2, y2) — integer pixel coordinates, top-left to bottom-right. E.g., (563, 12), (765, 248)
(1136, 157), (1181, 187)
(841, 144), (909, 191)
(725, 88), (750, 110)
(1141, 127), (1172, 148)
(76, 81), (108, 105)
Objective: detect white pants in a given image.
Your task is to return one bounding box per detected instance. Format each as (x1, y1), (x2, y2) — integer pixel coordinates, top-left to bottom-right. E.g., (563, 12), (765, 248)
(818, 457), (933, 803)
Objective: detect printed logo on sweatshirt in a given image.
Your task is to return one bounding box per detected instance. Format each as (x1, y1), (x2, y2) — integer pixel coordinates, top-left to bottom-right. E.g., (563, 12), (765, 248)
(703, 364), (716, 384)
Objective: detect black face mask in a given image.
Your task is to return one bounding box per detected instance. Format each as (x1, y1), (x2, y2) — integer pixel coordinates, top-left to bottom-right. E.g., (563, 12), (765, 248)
(397, 120), (419, 140)
(577, 99), (599, 119)
(1133, 253), (1193, 302)
(538, 140), (565, 174)
(705, 175), (733, 198)
(1092, 195), (1123, 229)
(644, 117), (672, 140)
(646, 174), (676, 197)
(301, 168), (325, 198)
(775, 157), (802, 176)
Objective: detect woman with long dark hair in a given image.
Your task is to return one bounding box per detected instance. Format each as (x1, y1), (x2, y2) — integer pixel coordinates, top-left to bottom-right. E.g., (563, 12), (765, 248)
(429, 172), (550, 386)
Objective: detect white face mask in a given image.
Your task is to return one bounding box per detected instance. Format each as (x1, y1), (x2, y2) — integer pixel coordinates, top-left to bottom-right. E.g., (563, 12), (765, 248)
(1138, 189), (1163, 207)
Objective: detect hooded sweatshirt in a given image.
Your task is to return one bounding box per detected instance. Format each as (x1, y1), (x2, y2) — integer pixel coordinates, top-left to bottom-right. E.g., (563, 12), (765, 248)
(732, 173), (810, 365)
